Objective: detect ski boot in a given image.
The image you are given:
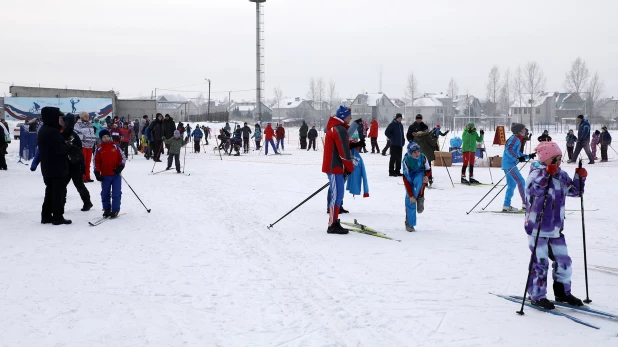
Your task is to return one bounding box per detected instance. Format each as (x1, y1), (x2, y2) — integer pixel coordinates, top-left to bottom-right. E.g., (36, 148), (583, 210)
(461, 176), (469, 185)
(339, 207), (349, 214)
(109, 211), (119, 219)
(554, 282), (584, 306)
(417, 196), (425, 213)
(502, 206), (519, 213)
(327, 220), (349, 234)
(405, 220), (415, 232)
(428, 176), (433, 186)
(103, 209), (112, 217)
(531, 298), (555, 310)
(469, 177), (481, 185)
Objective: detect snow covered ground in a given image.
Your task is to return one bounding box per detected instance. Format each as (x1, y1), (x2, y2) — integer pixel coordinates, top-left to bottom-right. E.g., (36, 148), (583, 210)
(1, 123), (618, 346)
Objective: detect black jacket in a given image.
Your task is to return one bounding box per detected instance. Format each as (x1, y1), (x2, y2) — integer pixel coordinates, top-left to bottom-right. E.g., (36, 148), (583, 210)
(406, 121), (429, 142)
(384, 120), (405, 146)
(241, 125), (252, 138)
(61, 115), (85, 174)
(150, 119), (165, 141)
(537, 133), (552, 142)
(308, 128), (318, 139)
(163, 117), (176, 138)
(300, 122), (309, 137)
(38, 107), (69, 179)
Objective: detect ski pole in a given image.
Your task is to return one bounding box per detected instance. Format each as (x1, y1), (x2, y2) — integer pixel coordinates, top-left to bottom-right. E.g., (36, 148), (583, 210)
(482, 133), (494, 184)
(214, 134), (223, 161)
(480, 159), (531, 211)
(267, 181), (331, 229)
(438, 135), (454, 188)
(121, 174), (151, 213)
(182, 141), (188, 174)
(609, 144), (618, 156)
(578, 159), (592, 303)
(151, 141), (164, 172)
(517, 160), (556, 316)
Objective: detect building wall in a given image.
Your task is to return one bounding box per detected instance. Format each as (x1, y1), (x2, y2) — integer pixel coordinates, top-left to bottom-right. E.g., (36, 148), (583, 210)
(9, 86), (118, 116)
(117, 100), (157, 121)
(600, 100), (618, 121)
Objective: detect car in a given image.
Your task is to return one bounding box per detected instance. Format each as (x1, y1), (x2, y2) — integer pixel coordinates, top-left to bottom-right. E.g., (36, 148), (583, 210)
(13, 123), (24, 140)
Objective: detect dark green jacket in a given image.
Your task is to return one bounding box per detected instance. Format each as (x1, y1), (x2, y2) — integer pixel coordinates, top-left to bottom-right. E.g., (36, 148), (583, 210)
(413, 132), (437, 161)
(300, 122), (309, 137)
(163, 136), (189, 155)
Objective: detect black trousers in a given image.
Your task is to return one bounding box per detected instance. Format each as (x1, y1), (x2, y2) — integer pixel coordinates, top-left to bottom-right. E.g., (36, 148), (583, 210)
(370, 137), (380, 153)
(167, 153), (181, 172)
(389, 145), (403, 174)
(382, 140), (391, 155)
(153, 140), (163, 160)
(70, 168), (91, 205)
(300, 136), (307, 149)
(567, 146), (574, 160)
(243, 137), (250, 152)
(120, 142), (129, 158)
(194, 140), (201, 153)
(42, 176), (70, 218)
(0, 146), (7, 169)
(308, 138), (316, 150)
(601, 144), (608, 161)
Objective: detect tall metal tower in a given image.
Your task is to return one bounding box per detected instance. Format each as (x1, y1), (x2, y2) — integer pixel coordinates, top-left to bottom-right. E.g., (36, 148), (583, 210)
(249, 0), (266, 123)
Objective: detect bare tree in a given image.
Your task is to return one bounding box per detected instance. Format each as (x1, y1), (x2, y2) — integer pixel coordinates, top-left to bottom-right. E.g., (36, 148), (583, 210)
(485, 66), (501, 116)
(307, 78), (317, 123)
(564, 57), (590, 94)
(499, 68), (511, 114)
(524, 61), (546, 125)
(405, 72), (418, 117)
(316, 78), (326, 124)
(448, 78), (459, 98)
(511, 66), (525, 122)
(587, 72), (605, 120)
(273, 86), (283, 122)
(328, 80), (338, 115)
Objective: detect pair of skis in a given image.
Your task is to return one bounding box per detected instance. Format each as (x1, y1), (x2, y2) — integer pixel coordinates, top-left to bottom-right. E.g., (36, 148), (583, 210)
(491, 293), (618, 329)
(150, 168), (190, 176)
(88, 213), (125, 226)
(340, 219), (401, 242)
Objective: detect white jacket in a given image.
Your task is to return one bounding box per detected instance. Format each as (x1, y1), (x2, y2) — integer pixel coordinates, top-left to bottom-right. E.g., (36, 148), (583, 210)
(74, 119), (97, 148)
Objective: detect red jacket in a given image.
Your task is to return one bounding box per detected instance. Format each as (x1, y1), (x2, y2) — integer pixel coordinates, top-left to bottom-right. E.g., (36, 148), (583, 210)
(322, 117), (354, 174)
(119, 127), (131, 143)
(369, 120), (378, 138)
(276, 126), (285, 139)
(264, 125), (275, 140)
(94, 141), (126, 176)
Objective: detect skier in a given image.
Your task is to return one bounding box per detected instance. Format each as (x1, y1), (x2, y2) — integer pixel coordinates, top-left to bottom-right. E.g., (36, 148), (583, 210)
(73, 111), (97, 182)
(413, 130), (437, 185)
(354, 118), (368, 153)
(322, 106), (355, 234)
(129, 124), (139, 155)
(599, 126), (612, 162)
(524, 141), (587, 309)
(345, 133), (369, 198)
(263, 123), (278, 155)
(133, 119), (141, 148)
(119, 123), (131, 158)
(224, 122), (231, 135)
(163, 114), (176, 153)
(110, 124), (121, 145)
(299, 120), (309, 149)
(590, 130), (600, 160)
(162, 130), (189, 172)
(203, 126), (210, 145)
(502, 123), (536, 212)
(241, 122), (252, 153)
(568, 115), (594, 164)
(461, 122), (484, 185)
(192, 125), (203, 153)
(384, 113), (405, 176)
(150, 114), (165, 162)
(230, 126), (243, 156)
(430, 124), (449, 151)
(307, 125), (318, 151)
(368, 118), (380, 153)
(94, 129), (126, 218)
(565, 130), (577, 161)
(402, 142), (431, 232)
(251, 125), (262, 151)
(275, 123), (286, 151)
(406, 114), (428, 143)
(537, 129), (552, 142)
(61, 115), (93, 212)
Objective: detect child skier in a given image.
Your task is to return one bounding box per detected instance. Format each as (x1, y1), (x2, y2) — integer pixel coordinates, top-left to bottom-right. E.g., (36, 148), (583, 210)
(502, 123), (536, 212)
(191, 125), (203, 153)
(251, 126), (262, 151)
(599, 126), (612, 162)
(94, 129), (126, 218)
(591, 130), (600, 160)
(162, 130), (189, 173)
(524, 141), (587, 309)
(565, 130), (577, 161)
(461, 122), (484, 184)
(402, 142), (431, 232)
(345, 133), (369, 198)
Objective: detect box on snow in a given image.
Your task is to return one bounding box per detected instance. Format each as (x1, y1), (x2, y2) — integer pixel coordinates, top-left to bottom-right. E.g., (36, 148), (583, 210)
(489, 155), (502, 167)
(434, 151), (453, 167)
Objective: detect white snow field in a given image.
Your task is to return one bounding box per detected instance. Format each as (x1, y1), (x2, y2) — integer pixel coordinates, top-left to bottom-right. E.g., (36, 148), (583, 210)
(1, 122), (618, 346)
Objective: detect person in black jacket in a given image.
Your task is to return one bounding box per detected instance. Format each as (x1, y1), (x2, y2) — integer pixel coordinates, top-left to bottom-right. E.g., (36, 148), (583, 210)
(0, 119), (8, 170)
(537, 129), (552, 142)
(406, 114), (429, 143)
(150, 113), (165, 162)
(62, 115), (93, 212)
(384, 113), (405, 176)
(241, 122), (252, 153)
(163, 114), (176, 153)
(307, 125), (318, 151)
(299, 121), (309, 149)
(38, 107), (72, 225)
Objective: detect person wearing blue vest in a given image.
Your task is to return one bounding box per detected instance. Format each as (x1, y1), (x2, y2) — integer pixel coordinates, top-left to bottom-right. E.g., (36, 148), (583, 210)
(502, 123), (536, 212)
(402, 142), (431, 232)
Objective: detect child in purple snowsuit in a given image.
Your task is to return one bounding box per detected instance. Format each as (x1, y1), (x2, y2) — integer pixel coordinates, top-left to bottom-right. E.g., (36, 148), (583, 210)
(524, 141), (588, 310)
(590, 130), (600, 159)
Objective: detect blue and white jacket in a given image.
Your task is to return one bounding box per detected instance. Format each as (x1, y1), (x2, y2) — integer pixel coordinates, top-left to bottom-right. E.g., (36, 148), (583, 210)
(502, 135), (529, 170)
(345, 148), (369, 197)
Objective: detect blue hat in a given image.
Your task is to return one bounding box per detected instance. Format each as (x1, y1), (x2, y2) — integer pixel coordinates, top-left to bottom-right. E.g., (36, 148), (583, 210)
(336, 106), (352, 121)
(407, 141), (420, 153)
(174, 130), (180, 136)
(99, 129), (110, 140)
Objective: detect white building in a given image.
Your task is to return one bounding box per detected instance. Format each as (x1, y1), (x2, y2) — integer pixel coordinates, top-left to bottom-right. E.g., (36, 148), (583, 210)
(271, 97), (316, 122)
(406, 94), (445, 125)
(599, 97), (618, 123)
(350, 92), (396, 124)
(229, 101), (272, 119)
(510, 92), (556, 125)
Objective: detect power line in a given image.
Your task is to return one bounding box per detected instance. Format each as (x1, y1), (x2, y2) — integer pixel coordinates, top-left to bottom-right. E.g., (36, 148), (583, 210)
(156, 88), (256, 94)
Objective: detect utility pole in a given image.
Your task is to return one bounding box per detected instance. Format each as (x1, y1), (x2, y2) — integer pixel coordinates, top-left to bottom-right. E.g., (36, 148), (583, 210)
(249, 0), (266, 124)
(206, 78), (211, 121)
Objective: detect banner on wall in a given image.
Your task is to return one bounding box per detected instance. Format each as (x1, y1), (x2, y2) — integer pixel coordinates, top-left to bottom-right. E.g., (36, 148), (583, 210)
(3, 97), (113, 121)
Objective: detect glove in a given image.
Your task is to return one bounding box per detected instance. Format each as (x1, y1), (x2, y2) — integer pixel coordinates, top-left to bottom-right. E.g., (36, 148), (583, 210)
(113, 165), (124, 174)
(357, 139), (366, 148)
(518, 156), (526, 163)
(95, 171), (103, 181)
(575, 168), (588, 178)
(529, 153), (537, 159)
(444, 130), (450, 135)
(479, 129), (484, 135)
(546, 164), (559, 175)
(30, 167), (35, 172)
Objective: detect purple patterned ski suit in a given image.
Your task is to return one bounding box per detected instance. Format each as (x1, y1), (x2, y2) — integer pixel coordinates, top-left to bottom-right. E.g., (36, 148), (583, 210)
(524, 161), (586, 301)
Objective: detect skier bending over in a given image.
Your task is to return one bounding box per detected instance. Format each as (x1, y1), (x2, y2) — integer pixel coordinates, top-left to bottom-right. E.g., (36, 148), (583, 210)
(402, 142), (431, 232)
(524, 141), (587, 309)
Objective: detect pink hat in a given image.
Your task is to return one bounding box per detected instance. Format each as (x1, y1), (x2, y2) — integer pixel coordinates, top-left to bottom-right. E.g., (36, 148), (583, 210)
(535, 141), (562, 163)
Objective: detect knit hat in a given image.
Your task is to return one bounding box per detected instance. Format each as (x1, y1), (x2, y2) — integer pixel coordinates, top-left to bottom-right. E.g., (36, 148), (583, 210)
(436, 124), (441, 128)
(511, 123), (525, 134)
(467, 122), (475, 128)
(535, 141), (562, 163)
(395, 113), (403, 119)
(602, 125), (608, 130)
(99, 129), (111, 140)
(407, 141), (420, 153)
(174, 130), (180, 137)
(594, 130), (600, 135)
(79, 111), (89, 119)
(336, 106), (352, 121)
(577, 115), (584, 120)
(415, 114), (423, 120)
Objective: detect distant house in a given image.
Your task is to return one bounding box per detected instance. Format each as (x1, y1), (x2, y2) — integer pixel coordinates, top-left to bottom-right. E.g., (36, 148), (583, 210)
(350, 92), (396, 123)
(510, 92), (556, 125)
(453, 94), (482, 119)
(406, 94), (445, 125)
(599, 97), (618, 123)
(271, 97), (315, 122)
(229, 101), (272, 120)
(555, 93), (585, 121)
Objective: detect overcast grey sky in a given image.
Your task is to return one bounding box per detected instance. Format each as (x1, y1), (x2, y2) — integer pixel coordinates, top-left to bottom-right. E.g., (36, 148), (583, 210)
(1, 0), (617, 102)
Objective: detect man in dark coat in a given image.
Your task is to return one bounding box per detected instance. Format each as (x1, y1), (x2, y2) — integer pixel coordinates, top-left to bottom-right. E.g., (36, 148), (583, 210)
(241, 122), (252, 153)
(384, 113), (405, 176)
(38, 107), (72, 225)
(307, 125), (318, 151)
(150, 113), (165, 162)
(299, 120), (309, 149)
(163, 114), (176, 153)
(406, 114), (429, 143)
(62, 115), (93, 212)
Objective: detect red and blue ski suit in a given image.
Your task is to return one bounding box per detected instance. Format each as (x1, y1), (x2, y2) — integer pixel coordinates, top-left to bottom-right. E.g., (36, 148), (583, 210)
(94, 141), (126, 212)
